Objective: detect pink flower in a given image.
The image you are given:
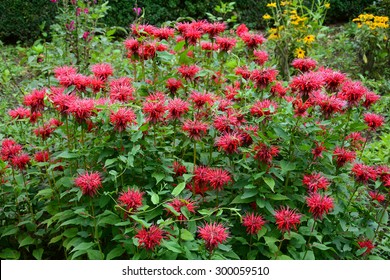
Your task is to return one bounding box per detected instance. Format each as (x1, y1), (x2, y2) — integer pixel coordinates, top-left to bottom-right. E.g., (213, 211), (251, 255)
(142, 93), (167, 123)
(271, 82), (288, 98)
(320, 68), (346, 92)
(239, 32), (266, 49)
(118, 189), (144, 212)
(242, 213), (266, 235)
(253, 50), (269, 66)
(274, 207), (301, 233)
(182, 120), (208, 141)
(178, 65), (200, 81)
(34, 151), (50, 162)
(23, 88), (46, 113)
(368, 191), (385, 203)
(9, 107), (30, 119)
(67, 98), (96, 122)
(1, 139), (22, 161)
(109, 77), (135, 102)
(250, 68), (278, 89)
(110, 108), (137, 132)
(376, 165), (390, 187)
(235, 66), (251, 80)
(363, 113), (385, 130)
(215, 37), (237, 52)
(250, 99), (278, 118)
(205, 168), (232, 191)
(135, 225), (165, 250)
(337, 80), (367, 107)
(74, 171), (102, 197)
(49, 89), (76, 115)
(311, 91), (346, 118)
(311, 142), (326, 159)
(190, 91), (214, 109)
(306, 193), (334, 220)
(302, 173), (330, 192)
(346, 132), (366, 150)
(198, 222), (229, 251)
(363, 91), (380, 108)
(165, 78), (183, 94)
(10, 153), (30, 170)
(290, 71), (324, 99)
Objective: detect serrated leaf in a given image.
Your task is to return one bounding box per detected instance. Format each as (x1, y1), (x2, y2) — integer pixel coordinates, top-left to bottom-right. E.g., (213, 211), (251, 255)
(263, 177), (275, 192)
(172, 182), (186, 197)
(106, 246), (126, 260)
(152, 172), (165, 185)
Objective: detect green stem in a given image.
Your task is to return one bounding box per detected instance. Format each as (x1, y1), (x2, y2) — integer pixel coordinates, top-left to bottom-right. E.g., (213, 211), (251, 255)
(193, 141), (197, 197)
(91, 199), (103, 255)
(302, 220), (317, 260)
(373, 201), (389, 242)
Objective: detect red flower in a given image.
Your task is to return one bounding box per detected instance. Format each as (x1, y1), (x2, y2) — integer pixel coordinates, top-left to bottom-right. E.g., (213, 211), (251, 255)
(205, 168), (232, 191)
(203, 22), (226, 38)
(271, 82), (288, 98)
(358, 239), (375, 256)
(363, 113), (384, 130)
(172, 161), (187, 177)
(198, 222), (229, 251)
(110, 108), (137, 132)
(88, 76), (105, 93)
(91, 63), (113, 81)
(10, 153), (30, 170)
(302, 173), (330, 192)
(376, 165), (390, 187)
(34, 151), (50, 162)
(190, 91), (214, 109)
(333, 147), (356, 167)
(131, 24), (157, 37)
(124, 38), (139, 55)
(291, 58), (317, 72)
(368, 191), (385, 203)
(201, 41), (218, 52)
(242, 213), (266, 235)
(236, 24), (249, 37)
(253, 50), (269, 66)
(235, 66), (251, 80)
(67, 98), (95, 122)
(250, 68), (278, 89)
(166, 198), (196, 221)
(74, 171), (102, 197)
(292, 98), (311, 117)
(142, 93), (167, 124)
(8, 107), (31, 120)
(109, 77), (135, 102)
(118, 189), (143, 212)
(1, 139), (22, 161)
(190, 166), (212, 194)
(165, 78), (183, 94)
(215, 36), (237, 52)
(320, 68), (346, 92)
(215, 132), (243, 154)
(71, 74), (90, 91)
(213, 114), (238, 133)
(274, 207), (301, 233)
(253, 143), (279, 166)
(250, 99), (278, 118)
(53, 65), (77, 80)
(290, 71), (324, 99)
(311, 142), (326, 159)
(346, 132), (366, 150)
(153, 27), (175, 40)
(363, 91), (380, 108)
(167, 98), (190, 120)
(135, 225), (165, 250)
(182, 120), (208, 140)
(49, 89), (77, 115)
(34, 124), (55, 140)
(351, 163), (377, 184)
(137, 42), (159, 60)
(337, 80), (367, 107)
(23, 88), (46, 113)
(239, 32), (266, 49)
(178, 65), (200, 81)
(306, 193), (334, 220)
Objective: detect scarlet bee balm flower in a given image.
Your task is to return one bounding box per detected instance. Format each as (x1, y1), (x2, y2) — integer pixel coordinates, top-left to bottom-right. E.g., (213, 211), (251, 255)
(135, 225), (165, 251)
(74, 171), (102, 197)
(242, 213), (266, 235)
(198, 222), (229, 252)
(274, 207), (301, 233)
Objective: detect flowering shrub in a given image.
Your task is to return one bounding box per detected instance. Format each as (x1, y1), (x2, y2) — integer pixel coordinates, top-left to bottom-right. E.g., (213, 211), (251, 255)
(0, 3), (389, 261)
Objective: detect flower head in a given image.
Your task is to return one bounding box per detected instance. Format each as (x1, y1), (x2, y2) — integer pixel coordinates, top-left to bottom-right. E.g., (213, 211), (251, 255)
(172, 161), (187, 177)
(109, 77), (135, 102)
(135, 225), (165, 250)
(182, 120), (208, 141)
(364, 113), (385, 130)
(118, 189), (143, 212)
(8, 107), (30, 120)
(167, 98), (190, 120)
(165, 78), (183, 94)
(253, 143), (279, 166)
(166, 198), (196, 221)
(34, 151), (50, 162)
(306, 193), (334, 220)
(274, 207), (301, 233)
(23, 88), (46, 113)
(205, 168), (232, 191)
(358, 239), (375, 256)
(110, 108), (137, 132)
(67, 98), (95, 122)
(302, 172), (330, 192)
(215, 37), (237, 52)
(198, 222), (229, 251)
(292, 58), (317, 72)
(74, 171), (102, 197)
(351, 163), (377, 184)
(215, 132), (243, 154)
(10, 153), (30, 170)
(368, 191), (385, 203)
(242, 213), (266, 235)
(178, 65), (200, 81)
(250, 99), (278, 118)
(250, 68), (278, 89)
(190, 91), (214, 109)
(333, 147), (356, 167)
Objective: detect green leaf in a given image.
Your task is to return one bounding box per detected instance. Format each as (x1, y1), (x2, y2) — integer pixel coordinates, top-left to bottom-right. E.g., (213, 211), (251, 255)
(172, 182), (186, 197)
(36, 188), (53, 200)
(268, 194), (289, 200)
(312, 242), (331, 251)
(152, 172), (165, 185)
(106, 246), (125, 260)
(380, 210), (388, 224)
(276, 255), (293, 260)
(104, 158), (117, 167)
(231, 195), (254, 204)
(280, 161), (296, 174)
(33, 248), (44, 260)
(70, 242), (95, 253)
(0, 248), (20, 259)
(263, 177), (275, 192)
(162, 240), (183, 253)
(57, 151), (79, 159)
(241, 189), (258, 199)
(87, 250), (104, 260)
(151, 192), (159, 205)
(1, 226), (19, 238)
(303, 250), (315, 260)
(19, 236), (35, 247)
(180, 229), (194, 241)
(49, 235), (62, 245)
(264, 236), (278, 253)
(130, 215), (151, 228)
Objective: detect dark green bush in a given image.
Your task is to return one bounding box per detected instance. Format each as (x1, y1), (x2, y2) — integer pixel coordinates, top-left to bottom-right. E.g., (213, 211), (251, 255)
(0, 0), (57, 44)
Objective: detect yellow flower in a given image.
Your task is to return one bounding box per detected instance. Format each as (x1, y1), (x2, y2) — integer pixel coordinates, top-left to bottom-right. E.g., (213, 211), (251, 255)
(263, 14), (272, 20)
(303, 35), (315, 44)
(281, 1), (291, 6)
(295, 48), (305, 58)
(325, 3), (330, 9)
(267, 2), (277, 8)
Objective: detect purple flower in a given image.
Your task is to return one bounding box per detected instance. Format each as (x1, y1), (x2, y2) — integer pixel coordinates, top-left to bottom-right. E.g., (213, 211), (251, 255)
(133, 7), (142, 16)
